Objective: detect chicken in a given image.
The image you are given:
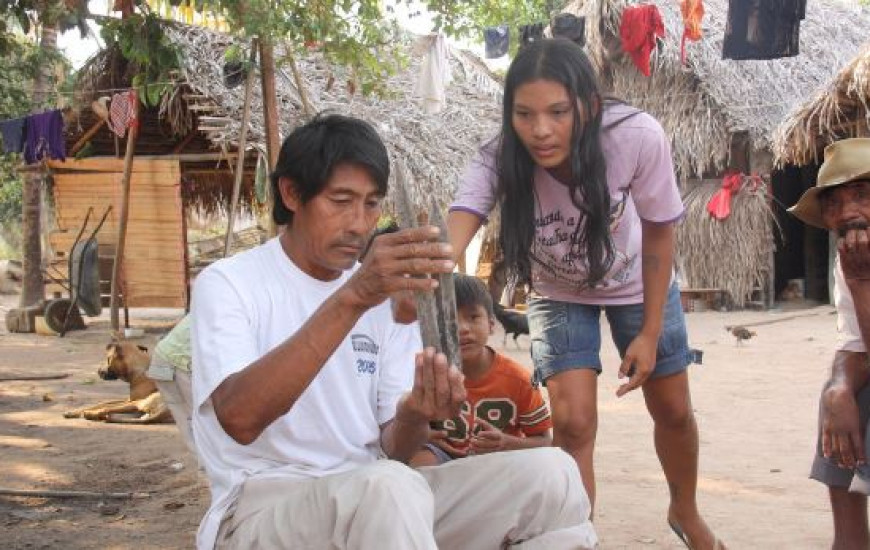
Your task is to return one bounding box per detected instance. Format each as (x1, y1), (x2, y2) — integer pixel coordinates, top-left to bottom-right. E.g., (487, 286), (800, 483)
(725, 325), (756, 346)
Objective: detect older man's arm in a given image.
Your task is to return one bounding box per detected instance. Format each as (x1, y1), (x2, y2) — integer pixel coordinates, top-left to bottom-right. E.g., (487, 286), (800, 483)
(211, 228), (453, 445)
(823, 230), (870, 468)
(822, 351), (870, 468)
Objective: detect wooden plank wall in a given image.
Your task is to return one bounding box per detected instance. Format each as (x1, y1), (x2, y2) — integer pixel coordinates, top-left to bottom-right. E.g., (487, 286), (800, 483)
(45, 158), (186, 308)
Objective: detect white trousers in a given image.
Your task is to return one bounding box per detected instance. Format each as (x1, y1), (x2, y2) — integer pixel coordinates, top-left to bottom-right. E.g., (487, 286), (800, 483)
(152, 370), (195, 455)
(216, 447), (597, 550)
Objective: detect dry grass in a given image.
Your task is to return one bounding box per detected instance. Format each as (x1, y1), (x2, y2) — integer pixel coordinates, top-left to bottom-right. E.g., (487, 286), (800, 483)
(775, 43), (870, 166)
(676, 179), (778, 307)
(565, 0), (870, 178)
(76, 23), (503, 215)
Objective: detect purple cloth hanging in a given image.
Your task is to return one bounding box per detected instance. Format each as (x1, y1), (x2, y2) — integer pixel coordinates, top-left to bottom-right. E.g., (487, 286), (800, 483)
(24, 110), (66, 164)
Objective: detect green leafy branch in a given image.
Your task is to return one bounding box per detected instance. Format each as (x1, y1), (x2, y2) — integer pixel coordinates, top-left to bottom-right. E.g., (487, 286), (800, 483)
(100, 12), (181, 107)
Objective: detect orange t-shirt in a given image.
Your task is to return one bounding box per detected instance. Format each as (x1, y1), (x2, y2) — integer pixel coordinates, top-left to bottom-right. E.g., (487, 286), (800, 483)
(438, 351), (552, 451)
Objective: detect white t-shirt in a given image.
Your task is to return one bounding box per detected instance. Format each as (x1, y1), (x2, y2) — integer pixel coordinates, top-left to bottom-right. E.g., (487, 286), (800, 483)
(834, 256), (867, 353)
(190, 237), (419, 550)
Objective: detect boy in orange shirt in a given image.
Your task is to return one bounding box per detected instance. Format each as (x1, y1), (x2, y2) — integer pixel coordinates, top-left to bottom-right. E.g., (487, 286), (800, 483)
(410, 274), (552, 466)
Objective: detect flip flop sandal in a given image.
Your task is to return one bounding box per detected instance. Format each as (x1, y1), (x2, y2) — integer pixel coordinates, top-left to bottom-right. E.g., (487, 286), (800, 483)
(668, 520), (726, 550)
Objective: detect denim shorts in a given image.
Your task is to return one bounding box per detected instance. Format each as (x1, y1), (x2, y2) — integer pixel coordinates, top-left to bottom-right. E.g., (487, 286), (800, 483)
(527, 283), (696, 385)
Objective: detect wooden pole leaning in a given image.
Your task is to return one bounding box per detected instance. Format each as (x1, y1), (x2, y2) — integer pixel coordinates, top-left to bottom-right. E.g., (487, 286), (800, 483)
(223, 40), (258, 258)
(109, 100), (139, 333)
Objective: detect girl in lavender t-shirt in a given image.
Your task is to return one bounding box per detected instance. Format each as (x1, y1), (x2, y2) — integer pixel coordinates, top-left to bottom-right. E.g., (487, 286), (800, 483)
(448, 40), (724, 549)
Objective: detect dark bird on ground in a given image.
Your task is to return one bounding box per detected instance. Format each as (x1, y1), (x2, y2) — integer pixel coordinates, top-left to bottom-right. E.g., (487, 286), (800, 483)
(493, 303), (529, 348)
(725, 325), (756, 346)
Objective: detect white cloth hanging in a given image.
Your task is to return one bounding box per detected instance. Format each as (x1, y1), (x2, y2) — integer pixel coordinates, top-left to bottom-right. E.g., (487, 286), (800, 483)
(414, 34), (452, 114)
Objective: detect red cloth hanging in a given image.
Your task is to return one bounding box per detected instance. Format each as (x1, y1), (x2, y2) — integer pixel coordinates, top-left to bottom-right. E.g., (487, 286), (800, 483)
(619, 4), (665, 77)
(680, 0), (705, 64)
(108, 90), (139, 138)
(707, 171), (742, 220)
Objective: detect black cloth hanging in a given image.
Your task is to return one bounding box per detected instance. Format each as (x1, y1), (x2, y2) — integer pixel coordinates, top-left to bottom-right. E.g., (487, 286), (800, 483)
(484, 25), (510, 58)
(722, 0), (807, 61)
(519, 22), (545, 48)
(0, 118), (26, 154)
(552, 13), (586, 46)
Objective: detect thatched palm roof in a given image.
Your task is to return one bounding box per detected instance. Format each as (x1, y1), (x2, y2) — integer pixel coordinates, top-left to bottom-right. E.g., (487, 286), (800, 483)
(564, 0), (870, 178)
(163, 24), (502, 212)
(71, 22), (502, 213)
(774, 43), (870, 167)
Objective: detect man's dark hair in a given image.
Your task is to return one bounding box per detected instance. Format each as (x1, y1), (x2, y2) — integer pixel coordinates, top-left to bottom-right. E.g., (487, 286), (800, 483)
(453, 273), (495, 317)
(270, 113), (390, 225)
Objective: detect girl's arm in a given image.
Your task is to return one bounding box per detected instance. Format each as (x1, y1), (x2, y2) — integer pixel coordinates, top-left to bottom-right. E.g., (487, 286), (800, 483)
(447, 210), (484, 264)
(615, 220), (674, 397)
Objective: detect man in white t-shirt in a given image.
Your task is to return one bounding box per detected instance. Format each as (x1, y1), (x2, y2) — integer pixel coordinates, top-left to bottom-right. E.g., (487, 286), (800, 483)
(191, 114), (596, 550)
(790, 138), (870, 549)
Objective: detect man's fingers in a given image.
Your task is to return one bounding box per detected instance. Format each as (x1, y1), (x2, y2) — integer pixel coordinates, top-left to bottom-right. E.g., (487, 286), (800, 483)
(846, 230), (860, 252)
(413, 352), (426, 400)
(856, 432), (867, 464)
(386, 225), (442, 246)
(447, 366), (466, 412)
(822, 427), (833, 458)
(837, 434), (856, 468)
(420, 347), (436, 410)
(432, 352), (451, 414)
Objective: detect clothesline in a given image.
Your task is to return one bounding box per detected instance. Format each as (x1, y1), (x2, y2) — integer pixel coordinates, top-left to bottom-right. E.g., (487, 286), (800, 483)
(26, 81), (804, 115)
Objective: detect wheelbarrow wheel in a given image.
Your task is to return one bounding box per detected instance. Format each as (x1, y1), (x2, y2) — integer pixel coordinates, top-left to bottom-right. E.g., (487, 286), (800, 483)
(44, 299), (86, 334)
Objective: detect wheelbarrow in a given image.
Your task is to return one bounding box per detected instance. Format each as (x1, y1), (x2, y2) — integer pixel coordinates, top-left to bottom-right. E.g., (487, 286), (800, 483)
(43, 206), (113, 336)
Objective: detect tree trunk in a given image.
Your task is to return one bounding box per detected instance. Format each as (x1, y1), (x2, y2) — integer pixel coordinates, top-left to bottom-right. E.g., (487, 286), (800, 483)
(19, 170), (44, 308)
(259, 39), (281, 237)
(18, 23), (58, 308)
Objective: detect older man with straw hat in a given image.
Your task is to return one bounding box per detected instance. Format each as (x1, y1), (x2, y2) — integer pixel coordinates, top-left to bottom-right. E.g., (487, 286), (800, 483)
(790, 137), (870, 549)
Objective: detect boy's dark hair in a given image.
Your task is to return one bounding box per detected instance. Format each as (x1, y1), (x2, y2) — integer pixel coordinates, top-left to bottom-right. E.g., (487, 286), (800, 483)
(453, 274), (494, 317)
(270, 113), (390, 225)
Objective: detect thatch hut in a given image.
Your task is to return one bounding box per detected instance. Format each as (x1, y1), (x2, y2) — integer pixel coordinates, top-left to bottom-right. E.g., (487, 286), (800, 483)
(563, 0), (870, 307)
(51, 22), (502, 309)
(774, 43), (870, 165)
(771, 42), (870, 302)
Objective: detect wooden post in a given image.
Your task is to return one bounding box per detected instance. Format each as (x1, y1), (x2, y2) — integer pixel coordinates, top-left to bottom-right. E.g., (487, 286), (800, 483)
(18, 169), (45, 309)
(224, 42), (257, 257)
(259, 39), (281, 169)
(109, 101), (139, 333)
(286, 48), (315, 119)
(259, 39), (281, 237)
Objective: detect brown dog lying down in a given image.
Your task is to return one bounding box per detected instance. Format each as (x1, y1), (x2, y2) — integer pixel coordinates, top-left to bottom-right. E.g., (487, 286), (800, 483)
(64, 341), (173, 424)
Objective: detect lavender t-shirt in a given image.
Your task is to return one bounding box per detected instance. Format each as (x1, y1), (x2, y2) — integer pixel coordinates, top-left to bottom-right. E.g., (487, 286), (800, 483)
(451, 104), (683, 305)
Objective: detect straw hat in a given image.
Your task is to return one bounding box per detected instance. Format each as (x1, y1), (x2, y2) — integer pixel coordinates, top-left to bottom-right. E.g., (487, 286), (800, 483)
(788, 138), (870, 229)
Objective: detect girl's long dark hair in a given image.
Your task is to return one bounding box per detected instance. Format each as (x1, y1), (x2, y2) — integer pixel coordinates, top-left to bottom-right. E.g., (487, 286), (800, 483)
(496, 39), (615, 288)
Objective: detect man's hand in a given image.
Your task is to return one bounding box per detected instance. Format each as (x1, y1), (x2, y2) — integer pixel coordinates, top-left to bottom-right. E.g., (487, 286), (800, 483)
(822, 384), (866, 469)
(470, 418), (510, 454)
(839, 227), (870, 282)
(390, 290), (418, 324)
(346, 226), (454, 310)
(396, 348), (466, 423)
(616, 331), (659, 397)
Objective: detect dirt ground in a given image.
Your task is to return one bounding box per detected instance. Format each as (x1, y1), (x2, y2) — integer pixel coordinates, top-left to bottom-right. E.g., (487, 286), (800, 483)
(0, 292), (840, 549)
